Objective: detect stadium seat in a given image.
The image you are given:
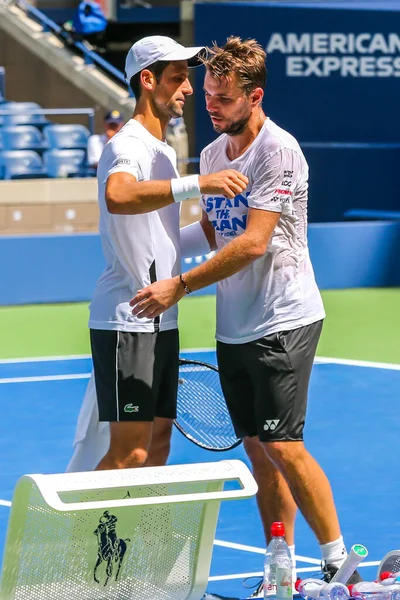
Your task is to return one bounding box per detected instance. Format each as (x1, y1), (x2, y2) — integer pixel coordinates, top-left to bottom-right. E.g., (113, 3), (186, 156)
(0, 102), (16, 127)
(1, 102), (49, 127)
(44, 124), (90, 150)
(0, 461), (257, 600)
(0, 150), (47, 179)
(44, 148), (86, 177)
(1, 126), (48, 152)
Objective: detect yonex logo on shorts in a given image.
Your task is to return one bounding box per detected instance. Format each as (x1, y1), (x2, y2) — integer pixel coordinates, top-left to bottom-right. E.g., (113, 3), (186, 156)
(264, 419), (280, 431)
(124, 404), (139, 413)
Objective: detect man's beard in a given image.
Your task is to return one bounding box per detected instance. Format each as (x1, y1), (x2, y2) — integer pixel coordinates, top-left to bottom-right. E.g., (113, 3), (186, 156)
(168, 102), (184, 119)
(212, 112), (251, 136)
(154, 99), (183, 120)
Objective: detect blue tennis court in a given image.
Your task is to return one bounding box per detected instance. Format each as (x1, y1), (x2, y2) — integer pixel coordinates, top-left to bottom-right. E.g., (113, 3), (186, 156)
(1, 350), (399, 598)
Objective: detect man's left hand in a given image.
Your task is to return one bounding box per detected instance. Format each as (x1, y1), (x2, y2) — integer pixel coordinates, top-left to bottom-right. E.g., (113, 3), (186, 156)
(129, 276), (185, 318)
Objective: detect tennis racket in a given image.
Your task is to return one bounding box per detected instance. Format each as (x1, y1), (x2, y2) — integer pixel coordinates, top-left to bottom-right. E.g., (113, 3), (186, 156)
(174, 358), (242, 452)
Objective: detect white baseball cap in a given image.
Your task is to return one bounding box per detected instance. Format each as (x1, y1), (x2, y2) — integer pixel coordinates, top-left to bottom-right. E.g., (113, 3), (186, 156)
(125, 35), (205, 81)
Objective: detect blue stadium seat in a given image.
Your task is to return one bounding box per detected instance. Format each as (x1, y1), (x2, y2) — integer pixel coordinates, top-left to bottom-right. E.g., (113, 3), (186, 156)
(0, 102), (17, 127)
(1, 102), (49, 127)
(1, 126), (48, 152)
(0, 150), (47, 179)
(43, 124), (90, 150)
(43, 149), (86, 178)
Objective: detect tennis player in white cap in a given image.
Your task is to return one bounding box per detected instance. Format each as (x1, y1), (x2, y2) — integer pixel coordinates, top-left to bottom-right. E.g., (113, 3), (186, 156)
(67, 35), (248, 474)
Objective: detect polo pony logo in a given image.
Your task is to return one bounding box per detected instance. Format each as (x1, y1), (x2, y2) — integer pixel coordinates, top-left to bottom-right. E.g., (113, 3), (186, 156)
(93, 511), (131, 586)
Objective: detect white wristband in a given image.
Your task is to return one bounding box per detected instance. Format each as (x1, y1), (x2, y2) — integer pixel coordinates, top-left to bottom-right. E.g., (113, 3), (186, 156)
(171, 175), (201, 203)
(180, 221), (211, 258)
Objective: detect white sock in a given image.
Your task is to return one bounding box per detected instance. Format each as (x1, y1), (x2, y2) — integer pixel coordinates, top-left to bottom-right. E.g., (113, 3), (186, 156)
(320, 536), (347, 569)
(289, 544), (297, 584)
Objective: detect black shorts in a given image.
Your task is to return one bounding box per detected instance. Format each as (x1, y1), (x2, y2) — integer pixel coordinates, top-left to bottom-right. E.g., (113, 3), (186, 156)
(216, 320), (323, 442)
(90, 328), (179, 422)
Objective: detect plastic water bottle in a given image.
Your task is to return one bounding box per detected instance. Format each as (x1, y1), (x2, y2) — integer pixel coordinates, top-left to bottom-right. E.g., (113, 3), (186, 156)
(352, 581), (400, 600)
(264, 522), (293, 600)
(298, 579), (350, 600)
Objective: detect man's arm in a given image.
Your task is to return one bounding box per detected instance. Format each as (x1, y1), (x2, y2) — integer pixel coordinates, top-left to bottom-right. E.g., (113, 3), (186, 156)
(130, 207), (280, 318)
(200, 209), (217, 251)
(179, 210), (217, 258)
(105, 170), (248, 215)
(183, 207), (279, 289)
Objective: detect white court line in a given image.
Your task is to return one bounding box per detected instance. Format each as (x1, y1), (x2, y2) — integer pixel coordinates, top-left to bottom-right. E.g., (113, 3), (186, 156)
(208, 561), (380, 582)
(181, 348), (216, 353)
(1, 356), (399, 384)
(209, 571), (262, 582)
(214, 540), (320, 564)
(0, 354), (91, 364)
(214, 540), (264, 555)
(0, 500), (11, 507)
(0, 348), (215, 365)
(209, 567), (320, 582)
(316, 356), (400, 371)
(0, 373), (90, 384)
(0, 352), (398, 370)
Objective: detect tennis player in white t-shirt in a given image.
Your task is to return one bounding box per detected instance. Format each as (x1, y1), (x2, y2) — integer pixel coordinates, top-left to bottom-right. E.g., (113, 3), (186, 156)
(130, 37), (361, 589)
(83, 35), (248, 473)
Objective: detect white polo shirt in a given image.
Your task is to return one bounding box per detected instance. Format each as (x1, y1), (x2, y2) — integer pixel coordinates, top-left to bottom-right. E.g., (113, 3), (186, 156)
(200, 118), (325, 344)
(89, 119), (180, 333)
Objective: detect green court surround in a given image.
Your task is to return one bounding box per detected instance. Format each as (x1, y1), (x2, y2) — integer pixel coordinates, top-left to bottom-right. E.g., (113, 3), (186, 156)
(0, 289), (399, 363)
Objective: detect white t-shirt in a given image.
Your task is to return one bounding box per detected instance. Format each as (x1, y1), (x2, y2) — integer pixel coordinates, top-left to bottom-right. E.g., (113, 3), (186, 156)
(87, 133), (107, 166)
(89, 119), (180, 333)
(200, 118), (325, 344)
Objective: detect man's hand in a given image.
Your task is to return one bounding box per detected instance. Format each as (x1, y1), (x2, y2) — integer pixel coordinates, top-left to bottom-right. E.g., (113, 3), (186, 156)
(199, 170), (248, 199)
(129, 276), (185, 318)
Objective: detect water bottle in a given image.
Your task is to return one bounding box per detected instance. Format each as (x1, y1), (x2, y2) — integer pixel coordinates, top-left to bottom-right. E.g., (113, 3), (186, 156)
(352, 581), (400, 600)
(264, 522), (293, 600)
(298, 579), (350, 600)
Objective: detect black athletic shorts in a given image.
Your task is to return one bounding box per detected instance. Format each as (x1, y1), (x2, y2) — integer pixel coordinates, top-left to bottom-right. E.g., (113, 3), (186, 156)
(216, 320), (323, 442)
(90, 328), (179, 422)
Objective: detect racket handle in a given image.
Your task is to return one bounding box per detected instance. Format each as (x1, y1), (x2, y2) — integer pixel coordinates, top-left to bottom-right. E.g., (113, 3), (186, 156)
(331, 545), (368, 583)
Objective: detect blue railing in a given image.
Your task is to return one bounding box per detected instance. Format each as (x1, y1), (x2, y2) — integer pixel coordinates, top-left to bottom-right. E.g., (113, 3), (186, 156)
(14, 0), (127, 89)
(0, 108), (95, 134)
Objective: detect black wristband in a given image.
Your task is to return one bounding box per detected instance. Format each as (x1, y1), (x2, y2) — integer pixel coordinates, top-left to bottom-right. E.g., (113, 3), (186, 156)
(179, 274), (192, 295)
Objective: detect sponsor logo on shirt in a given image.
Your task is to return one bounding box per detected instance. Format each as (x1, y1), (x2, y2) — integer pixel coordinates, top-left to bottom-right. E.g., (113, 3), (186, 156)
(115, 158), (131, 166)
(275, 189), (292, 195)
(274, 177), (294, 204)
(264, 419), (280, 431)
(124, 404), (139, 413)
(203, 192), (250, 237)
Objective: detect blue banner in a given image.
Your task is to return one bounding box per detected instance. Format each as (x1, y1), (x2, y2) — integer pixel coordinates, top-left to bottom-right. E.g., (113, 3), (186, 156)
(194, 1), (400, 149)
(194, 2), (400, 221)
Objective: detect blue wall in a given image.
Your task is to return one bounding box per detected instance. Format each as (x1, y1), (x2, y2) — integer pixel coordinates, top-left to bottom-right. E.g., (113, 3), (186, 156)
(194, 1), (400, 149)
(1, 222), (399, 305)
(193, 1), (400, 222)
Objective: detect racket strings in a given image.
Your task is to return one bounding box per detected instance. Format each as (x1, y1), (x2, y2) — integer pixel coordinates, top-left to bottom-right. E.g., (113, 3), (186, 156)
(176, 363), (239, 450)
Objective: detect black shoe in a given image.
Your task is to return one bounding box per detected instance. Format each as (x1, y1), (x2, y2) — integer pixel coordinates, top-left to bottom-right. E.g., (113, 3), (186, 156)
(322, 563), (363, 585)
